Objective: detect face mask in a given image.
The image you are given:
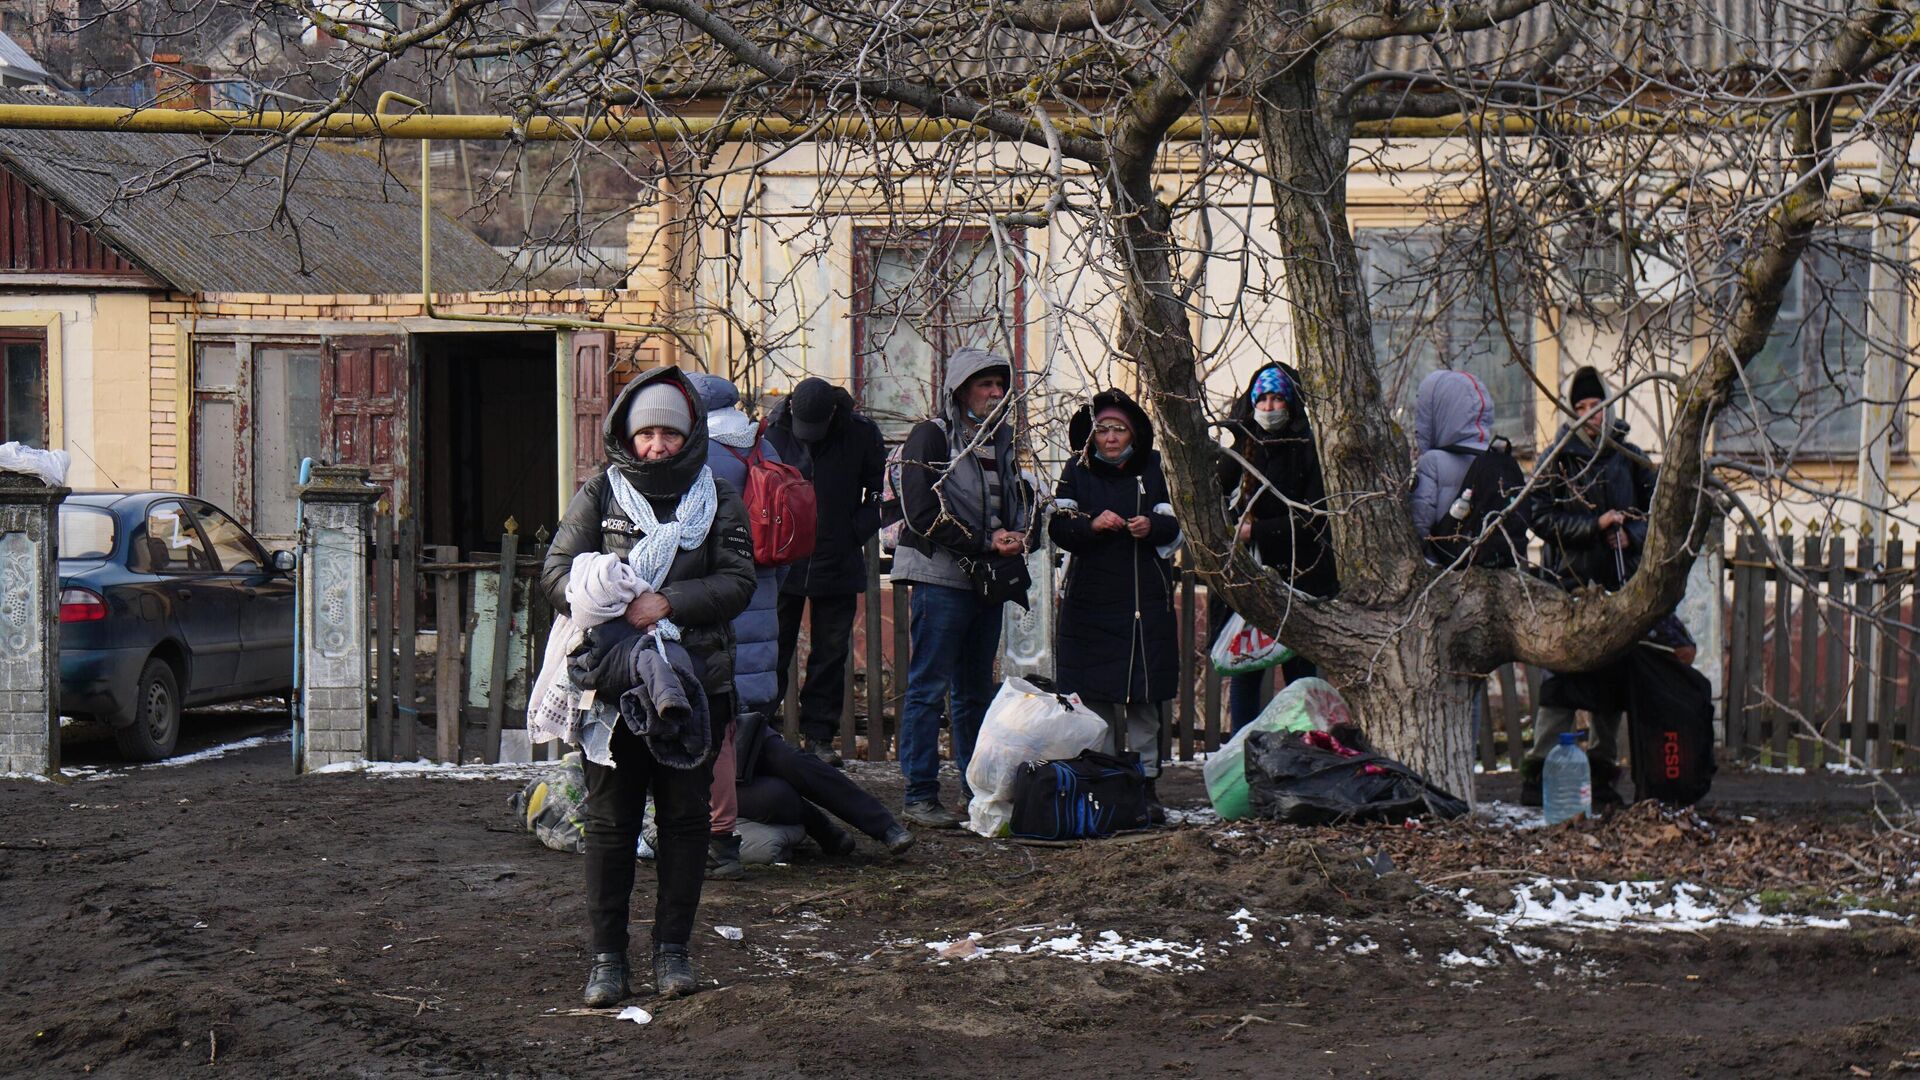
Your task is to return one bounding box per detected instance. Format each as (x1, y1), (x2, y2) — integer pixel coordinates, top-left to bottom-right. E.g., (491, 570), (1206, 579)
(1255, 407), (1288, 432)
(1098, 444), (1135, 465)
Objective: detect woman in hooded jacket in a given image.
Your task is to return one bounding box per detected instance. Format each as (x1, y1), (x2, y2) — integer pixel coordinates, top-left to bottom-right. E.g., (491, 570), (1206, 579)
(1048, 390), (1180, 817)
(1214, 362), (1337, 730)
(540, 367), (757, 1008)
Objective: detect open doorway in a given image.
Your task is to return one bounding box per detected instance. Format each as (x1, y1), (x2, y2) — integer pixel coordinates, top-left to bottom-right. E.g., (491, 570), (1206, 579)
(417, 332), (559, 554)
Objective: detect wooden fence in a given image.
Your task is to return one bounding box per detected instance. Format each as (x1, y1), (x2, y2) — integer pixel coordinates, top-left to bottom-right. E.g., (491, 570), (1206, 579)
(361, 527), (1561, 769)
(1724, 526), (1917, 769)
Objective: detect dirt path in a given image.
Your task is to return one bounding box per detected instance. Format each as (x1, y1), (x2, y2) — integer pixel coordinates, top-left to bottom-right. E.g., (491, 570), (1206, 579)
(5, 715), (1918, 1079)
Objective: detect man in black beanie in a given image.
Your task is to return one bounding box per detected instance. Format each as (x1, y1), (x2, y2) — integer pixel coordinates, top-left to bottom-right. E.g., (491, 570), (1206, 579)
(1520, 363), (1659, 807)
(765, 378), (888, 766)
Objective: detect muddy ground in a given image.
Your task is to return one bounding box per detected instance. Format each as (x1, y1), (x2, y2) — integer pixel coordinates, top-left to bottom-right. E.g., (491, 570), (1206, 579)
(5, 710), (1920, 1080)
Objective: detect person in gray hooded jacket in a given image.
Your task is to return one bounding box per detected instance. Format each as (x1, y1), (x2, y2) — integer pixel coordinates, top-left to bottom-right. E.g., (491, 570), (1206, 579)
(1410, 369), (1497, 543)
(891, 348), (1034, 827)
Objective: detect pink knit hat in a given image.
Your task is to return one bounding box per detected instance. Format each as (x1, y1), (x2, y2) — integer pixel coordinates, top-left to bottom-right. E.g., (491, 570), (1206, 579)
(1093, 405), (1132, 431)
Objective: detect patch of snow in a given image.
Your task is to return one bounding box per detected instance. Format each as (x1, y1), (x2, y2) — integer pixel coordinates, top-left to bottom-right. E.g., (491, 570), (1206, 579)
(615, 1006), (652, 1025)
(1460, 878), (1906, 933)
(1509, 943), (1547, 963)
(311, 758), (555, 781)
(1164, 806), (1220, 827)
(1474, 800), (1545, 831)
(926, 926), (1209, 972)
(43, 733), (292, 781)
(1, 771), (53, 782)
(1440, 949), (1495, 968)
(1345, 937), (1379, 956)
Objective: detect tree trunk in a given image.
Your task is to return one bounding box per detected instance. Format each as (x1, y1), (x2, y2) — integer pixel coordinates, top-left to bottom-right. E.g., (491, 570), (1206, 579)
(1329, 624), (1481, 802)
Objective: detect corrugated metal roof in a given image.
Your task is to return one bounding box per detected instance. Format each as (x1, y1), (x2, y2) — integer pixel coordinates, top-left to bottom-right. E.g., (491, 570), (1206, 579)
(0, 31), (53, 83)
(0, 90), (513, 294)
(1366, 0), (1848, 79)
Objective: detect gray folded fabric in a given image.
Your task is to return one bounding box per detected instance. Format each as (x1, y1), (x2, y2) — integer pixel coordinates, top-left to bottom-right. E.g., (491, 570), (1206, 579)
(616, 636), (712, 769)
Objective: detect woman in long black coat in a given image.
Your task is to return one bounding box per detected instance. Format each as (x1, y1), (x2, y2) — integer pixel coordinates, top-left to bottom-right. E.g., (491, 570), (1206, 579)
(1049, 389), (1180, 810)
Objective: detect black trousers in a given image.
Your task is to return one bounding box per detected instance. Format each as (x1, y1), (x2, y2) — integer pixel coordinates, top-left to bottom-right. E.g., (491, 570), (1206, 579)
(581, 701), (727, 953)
(776, 592), (859, 744)
(753, 729), (897, 839)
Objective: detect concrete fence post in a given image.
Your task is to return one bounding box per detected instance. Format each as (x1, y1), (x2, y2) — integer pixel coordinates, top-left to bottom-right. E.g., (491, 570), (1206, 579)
(0, 472), (68, 777)
(297, 464), (382, 773)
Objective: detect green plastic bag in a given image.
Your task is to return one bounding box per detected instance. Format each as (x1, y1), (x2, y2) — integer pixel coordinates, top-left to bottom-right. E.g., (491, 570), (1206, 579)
(1203, 678), (1352, 819)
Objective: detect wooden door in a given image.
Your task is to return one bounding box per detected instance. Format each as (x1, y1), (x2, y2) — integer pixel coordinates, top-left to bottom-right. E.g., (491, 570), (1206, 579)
(322, 335), (409, 509)
(572, 330), (612, 483)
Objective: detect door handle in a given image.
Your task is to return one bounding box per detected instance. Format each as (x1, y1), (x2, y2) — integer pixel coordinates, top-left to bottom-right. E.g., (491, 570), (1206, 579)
(242, 587), (260, 598)
(174, 588), (193, 601)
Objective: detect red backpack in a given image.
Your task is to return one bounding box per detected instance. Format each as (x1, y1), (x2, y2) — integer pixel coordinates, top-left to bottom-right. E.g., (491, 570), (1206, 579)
(726, 420), (818, 567)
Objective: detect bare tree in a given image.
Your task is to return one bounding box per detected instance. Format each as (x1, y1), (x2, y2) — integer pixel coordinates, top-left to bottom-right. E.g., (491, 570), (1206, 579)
(24, 0), (1920, 794)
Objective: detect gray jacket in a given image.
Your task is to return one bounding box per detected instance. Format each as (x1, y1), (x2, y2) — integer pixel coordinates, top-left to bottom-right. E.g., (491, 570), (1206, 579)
(1410, 369), (1496, 539)
(891, 347), (1032, 591)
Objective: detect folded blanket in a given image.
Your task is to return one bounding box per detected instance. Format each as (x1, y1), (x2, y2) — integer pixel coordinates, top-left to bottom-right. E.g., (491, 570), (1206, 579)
(529, 552), (644, 754)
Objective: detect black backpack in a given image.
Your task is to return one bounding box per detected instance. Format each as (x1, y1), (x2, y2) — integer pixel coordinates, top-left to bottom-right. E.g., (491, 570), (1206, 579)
(1009, 750), (1150, 839)
(1624, 648), (1717, 806)
(1425, 436), (1530, 568)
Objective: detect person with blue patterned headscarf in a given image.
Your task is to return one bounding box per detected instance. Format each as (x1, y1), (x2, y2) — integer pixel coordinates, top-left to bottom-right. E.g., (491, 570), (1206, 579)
(1214, 362), (1337, 731)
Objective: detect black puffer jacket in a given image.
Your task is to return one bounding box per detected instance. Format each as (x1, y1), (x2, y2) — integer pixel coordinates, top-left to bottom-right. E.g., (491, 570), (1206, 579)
(1527, 368), (1656, 592)
(764, 384), (887, 596)
(1049, 390), (1180, 704)
(1214, 363), (1338, 598)
(541, 366), (759, 699)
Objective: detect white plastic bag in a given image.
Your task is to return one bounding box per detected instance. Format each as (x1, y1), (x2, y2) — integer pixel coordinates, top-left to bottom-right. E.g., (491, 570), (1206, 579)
(965, 677), (1108, 837)
(1208, 612), (1294, 675)
(1203, 677), (1351, 819)
(0, 442), (69, 486)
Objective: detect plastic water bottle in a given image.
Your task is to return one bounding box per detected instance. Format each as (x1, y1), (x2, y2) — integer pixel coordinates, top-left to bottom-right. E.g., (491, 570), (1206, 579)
(1448, 488), (1475, 521)
(1542, 732), (1592, 825)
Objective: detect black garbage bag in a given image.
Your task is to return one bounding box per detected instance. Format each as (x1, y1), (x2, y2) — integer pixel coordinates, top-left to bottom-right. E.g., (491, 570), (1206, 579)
(1244, 727), (1469, 825)
(1623, 647), (1717, 806)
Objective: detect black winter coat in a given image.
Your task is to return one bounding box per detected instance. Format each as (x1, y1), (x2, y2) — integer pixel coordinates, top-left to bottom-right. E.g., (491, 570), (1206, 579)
(1527, 422), (1656, 591)
(541, 367), (759, 699)
(764, 387), (887, 596)
(1050, 390), (1181, 703)
(1215, 363), (1339, 599)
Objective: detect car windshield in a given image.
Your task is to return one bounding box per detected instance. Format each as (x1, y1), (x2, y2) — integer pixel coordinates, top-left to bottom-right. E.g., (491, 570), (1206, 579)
(58, 507), (116, 559)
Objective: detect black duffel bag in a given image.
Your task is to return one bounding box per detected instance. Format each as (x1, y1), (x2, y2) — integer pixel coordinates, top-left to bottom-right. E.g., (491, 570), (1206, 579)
(1244, 728), (1469, 825)
(1009, 749), (1151, 840)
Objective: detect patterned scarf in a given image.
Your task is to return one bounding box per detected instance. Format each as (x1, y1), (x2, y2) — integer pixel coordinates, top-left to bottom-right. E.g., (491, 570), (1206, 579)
(603, 463), (717, 643)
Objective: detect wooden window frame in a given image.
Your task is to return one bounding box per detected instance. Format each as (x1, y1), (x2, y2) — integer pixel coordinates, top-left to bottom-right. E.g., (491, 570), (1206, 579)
(849, 225), (1029, 438)
(0, 328), (48, 448)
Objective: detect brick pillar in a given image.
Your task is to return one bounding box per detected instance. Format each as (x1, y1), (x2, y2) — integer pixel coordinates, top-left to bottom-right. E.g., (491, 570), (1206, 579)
(0, 472), (68, 777)
(297, 464), (382, 773)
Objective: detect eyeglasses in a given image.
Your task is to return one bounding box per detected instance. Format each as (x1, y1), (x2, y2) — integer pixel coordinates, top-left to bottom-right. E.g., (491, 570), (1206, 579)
(1093, 424), (1130, 436)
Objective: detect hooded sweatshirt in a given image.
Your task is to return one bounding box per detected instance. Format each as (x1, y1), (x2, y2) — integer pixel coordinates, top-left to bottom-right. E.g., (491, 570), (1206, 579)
(686, 372), (785, 709)
(1410, 369), (1497, 538)
(1526, 364), (1656, 591)
(1214, 362), (1337, 598)
(891, 347), (1032, 591)
(540, 366), (759, 700)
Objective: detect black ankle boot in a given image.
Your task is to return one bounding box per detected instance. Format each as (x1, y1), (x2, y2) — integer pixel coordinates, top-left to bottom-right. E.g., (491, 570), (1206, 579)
(707, 833), (744, 880)
(653, 943), (698, 998)
(1144, 778), (1168, 826)
(583, 952), (629, 1007)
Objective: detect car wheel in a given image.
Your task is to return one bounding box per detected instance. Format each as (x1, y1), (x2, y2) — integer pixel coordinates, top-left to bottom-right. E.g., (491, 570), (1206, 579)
(114, 658), (181, 762)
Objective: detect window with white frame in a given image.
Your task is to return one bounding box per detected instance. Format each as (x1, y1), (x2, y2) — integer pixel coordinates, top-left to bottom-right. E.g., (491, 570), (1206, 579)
(852, 228), (1024, 440)
(192, 338), (324, 537)
(1355, 225), (1537, 449)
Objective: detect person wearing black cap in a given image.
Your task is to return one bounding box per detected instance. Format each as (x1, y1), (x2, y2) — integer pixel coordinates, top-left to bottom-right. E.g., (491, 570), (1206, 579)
(764, 377), (887, 766)
(1520, 363), (1658, 806)
(540, 367), (757, 1007)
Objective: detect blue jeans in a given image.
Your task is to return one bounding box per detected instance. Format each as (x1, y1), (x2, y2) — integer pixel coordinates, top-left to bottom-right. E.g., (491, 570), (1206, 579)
(900, 583), (1003, 805)
(1228, 655), (1318, 733)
